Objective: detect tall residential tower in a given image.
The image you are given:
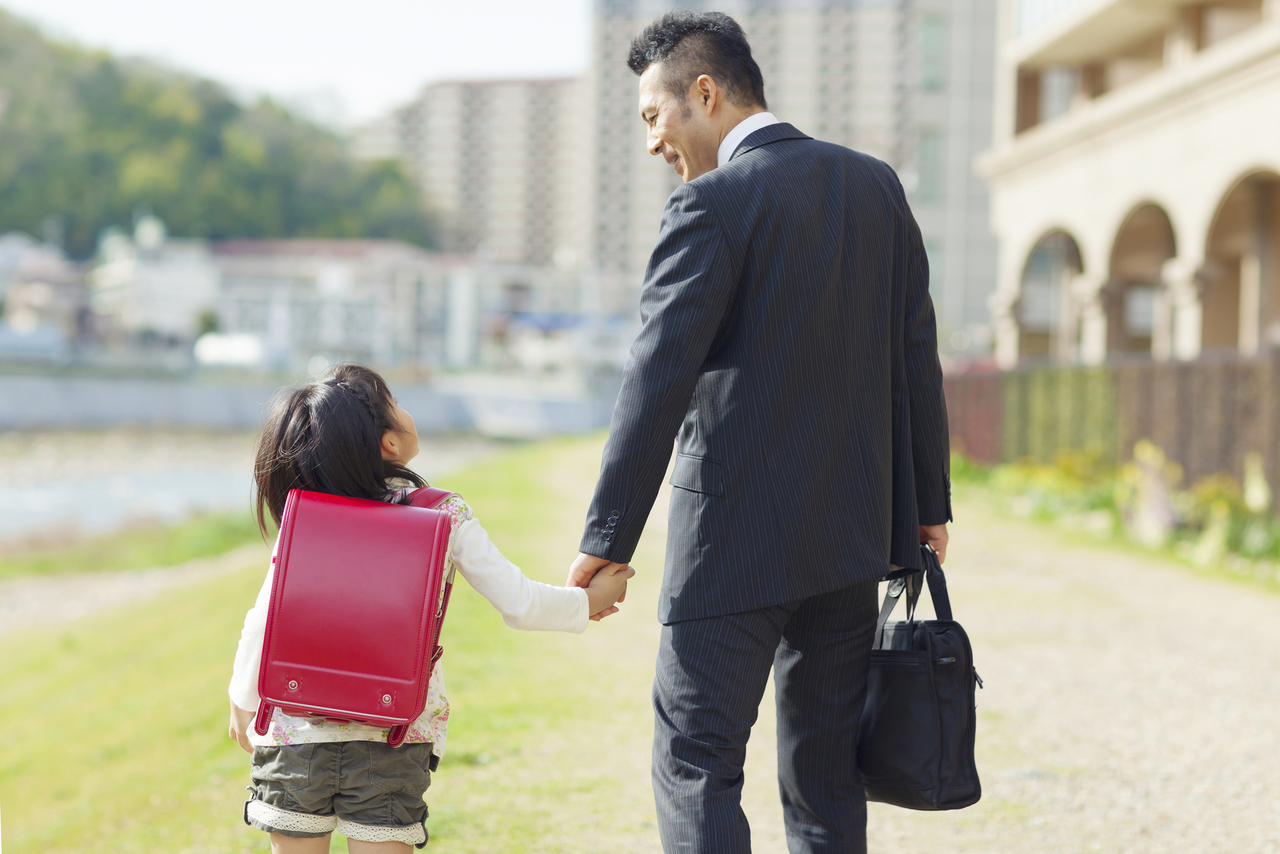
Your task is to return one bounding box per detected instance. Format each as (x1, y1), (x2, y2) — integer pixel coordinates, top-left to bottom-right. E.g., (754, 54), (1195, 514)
(363, 78), (590, 269)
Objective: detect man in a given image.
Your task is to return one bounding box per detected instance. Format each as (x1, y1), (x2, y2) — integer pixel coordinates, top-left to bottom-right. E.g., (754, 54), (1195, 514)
(568, 11), (952, 853)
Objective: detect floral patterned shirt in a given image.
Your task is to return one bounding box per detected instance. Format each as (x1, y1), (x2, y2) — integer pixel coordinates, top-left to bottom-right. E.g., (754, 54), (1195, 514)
(229, 488), (588, 763)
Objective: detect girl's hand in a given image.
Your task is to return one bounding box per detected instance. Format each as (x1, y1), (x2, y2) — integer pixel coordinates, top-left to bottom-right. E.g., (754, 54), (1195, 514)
(228, 699), (255, 753)
(584, 563), (635, 620)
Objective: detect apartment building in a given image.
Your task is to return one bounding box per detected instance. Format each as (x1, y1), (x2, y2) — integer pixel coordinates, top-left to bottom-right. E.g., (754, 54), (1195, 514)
(982, 0), (1280, 366)
(361, 78), (590, 270)
(590, 0), (999, 344)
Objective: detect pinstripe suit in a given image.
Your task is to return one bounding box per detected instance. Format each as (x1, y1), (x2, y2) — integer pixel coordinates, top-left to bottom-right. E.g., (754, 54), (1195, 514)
(580, 123), (951, 853)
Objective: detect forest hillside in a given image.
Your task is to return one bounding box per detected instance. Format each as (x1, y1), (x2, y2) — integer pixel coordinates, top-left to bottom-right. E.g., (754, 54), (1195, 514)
(0, 9), (435, 258)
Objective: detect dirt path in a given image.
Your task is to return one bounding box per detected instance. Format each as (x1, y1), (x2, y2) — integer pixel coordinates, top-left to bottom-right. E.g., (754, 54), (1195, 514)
(739, 495), (1280, 853)
(0, 543), (270, 636)
(602, 484), (1280, 853)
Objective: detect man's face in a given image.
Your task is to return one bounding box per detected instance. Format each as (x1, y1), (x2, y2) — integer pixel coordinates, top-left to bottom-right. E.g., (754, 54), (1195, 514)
(638, 64), (719, 183)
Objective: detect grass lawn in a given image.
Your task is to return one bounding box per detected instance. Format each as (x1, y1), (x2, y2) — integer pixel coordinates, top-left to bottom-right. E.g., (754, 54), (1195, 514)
(0, 434), (669, 854)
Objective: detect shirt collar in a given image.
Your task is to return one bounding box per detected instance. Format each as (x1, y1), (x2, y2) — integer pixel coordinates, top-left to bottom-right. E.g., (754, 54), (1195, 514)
(717, 112), (780, 168)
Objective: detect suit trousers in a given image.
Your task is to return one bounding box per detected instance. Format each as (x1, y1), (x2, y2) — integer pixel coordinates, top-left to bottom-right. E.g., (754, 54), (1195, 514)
(652, 580), (879, 854)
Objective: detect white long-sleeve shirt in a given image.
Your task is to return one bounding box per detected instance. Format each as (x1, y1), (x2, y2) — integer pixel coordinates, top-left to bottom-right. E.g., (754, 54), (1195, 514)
(228, 494), (588, 761)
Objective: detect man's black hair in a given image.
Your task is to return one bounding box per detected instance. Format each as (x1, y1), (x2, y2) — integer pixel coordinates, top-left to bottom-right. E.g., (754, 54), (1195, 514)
(627, 11), (767, 111)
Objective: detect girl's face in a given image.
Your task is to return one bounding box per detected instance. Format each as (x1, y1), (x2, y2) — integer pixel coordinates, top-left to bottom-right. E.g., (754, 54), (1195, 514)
(381, 400), (420, 465)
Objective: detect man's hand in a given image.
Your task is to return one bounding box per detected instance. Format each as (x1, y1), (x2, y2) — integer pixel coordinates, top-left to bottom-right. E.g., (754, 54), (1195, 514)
(919, 524), (948, 564)
(567, 552), (630, 621)
(228, 698), (255, 753)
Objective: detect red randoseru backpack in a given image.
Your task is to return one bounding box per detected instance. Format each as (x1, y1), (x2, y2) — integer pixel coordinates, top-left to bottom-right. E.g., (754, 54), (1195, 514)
(253, 486), (458, 747)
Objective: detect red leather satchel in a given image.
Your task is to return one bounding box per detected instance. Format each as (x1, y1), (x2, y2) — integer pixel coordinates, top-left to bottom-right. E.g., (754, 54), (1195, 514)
(253, 486), (458, 747)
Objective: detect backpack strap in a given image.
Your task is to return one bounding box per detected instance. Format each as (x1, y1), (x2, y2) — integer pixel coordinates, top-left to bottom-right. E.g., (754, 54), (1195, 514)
(406, 486), (459, 585)
(406, 486), (456, 510)
(406, 486), (460, 682)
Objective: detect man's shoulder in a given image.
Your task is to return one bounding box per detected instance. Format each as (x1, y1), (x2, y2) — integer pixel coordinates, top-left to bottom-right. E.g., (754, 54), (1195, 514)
(687, 136), (901, 213)
(702, 135), (897, 186)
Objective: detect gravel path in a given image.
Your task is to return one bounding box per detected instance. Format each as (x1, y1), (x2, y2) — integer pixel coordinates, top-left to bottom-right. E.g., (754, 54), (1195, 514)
(735, 495), (1280, 853)
(517, 472), (1280, 854)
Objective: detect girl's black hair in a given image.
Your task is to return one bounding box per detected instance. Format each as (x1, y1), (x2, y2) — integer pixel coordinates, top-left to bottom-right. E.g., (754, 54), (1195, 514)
(253, 363), (424, 537)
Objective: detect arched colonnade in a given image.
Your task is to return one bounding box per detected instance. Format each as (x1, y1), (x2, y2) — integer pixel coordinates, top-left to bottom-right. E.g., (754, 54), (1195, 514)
(994, 169), (1280, 366)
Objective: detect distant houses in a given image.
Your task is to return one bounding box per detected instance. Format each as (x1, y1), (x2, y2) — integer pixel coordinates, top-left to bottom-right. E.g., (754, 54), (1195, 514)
(0, 232), (86, 361)
(0, 217), (630, 378)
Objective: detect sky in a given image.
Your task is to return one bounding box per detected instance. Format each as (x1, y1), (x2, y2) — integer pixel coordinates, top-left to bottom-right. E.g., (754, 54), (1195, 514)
(3, 0), (593, 127)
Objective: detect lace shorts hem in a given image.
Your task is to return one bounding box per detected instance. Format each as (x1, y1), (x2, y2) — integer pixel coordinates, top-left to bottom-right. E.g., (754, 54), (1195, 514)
(243, 799), (428, 845)
(244, 798), (337, 838)
(339, 817), (427, 845)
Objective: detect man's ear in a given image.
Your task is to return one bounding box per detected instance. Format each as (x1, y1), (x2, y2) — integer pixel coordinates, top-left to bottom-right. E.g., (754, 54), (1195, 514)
(696, 74), (718, 114)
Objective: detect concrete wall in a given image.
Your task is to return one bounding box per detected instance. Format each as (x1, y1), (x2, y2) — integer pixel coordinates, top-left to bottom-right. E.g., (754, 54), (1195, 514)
(0, 375), (617, 438)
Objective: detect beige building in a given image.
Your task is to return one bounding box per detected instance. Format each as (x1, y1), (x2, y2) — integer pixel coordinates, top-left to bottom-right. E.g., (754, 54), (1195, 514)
(359, 78), (591, 270)
(590, 0), (1000, 340)
(982, 0), (1280, 367)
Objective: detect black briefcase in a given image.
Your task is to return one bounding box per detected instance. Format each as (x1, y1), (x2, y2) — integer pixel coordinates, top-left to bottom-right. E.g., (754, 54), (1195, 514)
(856, 544), (982, 810)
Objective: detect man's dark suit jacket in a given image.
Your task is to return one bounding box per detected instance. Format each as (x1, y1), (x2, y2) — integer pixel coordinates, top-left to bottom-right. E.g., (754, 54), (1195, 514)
(580, 122), (951, 624)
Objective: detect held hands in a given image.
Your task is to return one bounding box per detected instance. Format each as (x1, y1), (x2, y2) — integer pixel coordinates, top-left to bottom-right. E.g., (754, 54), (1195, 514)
(567, 552), (633, 621)
(228, 698), (255, 753)
(919, 523), (949, 564)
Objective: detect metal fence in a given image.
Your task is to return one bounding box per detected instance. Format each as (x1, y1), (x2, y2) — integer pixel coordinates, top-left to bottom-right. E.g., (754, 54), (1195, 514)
(945, 349), (1280, 490)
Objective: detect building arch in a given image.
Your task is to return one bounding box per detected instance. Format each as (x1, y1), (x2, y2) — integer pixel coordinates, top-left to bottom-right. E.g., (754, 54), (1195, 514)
(1017, 229), (1083, 361)
(1104, 202), (1177, 356)
(1202, 169), (1280, 355)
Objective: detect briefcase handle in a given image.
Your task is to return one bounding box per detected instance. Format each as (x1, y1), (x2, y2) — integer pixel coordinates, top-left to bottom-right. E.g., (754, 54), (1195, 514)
(882, 544), (952, 619)
(875, 544), (954, 647)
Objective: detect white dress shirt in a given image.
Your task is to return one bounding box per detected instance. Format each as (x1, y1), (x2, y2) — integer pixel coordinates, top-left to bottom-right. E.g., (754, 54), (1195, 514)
(717, 111), (781, 168)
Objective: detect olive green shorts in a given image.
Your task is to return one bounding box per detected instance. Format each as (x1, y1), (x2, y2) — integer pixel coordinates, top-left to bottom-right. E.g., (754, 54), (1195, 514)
(244, 741), (432, 848)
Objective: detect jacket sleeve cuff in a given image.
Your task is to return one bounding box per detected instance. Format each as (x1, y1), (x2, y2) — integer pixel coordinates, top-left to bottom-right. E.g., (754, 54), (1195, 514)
(917, 475), (953, 525)
(578, 532), (638, 566)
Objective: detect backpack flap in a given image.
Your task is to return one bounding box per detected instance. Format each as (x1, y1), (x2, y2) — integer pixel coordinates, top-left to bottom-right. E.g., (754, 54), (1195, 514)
(256, 489), (454, 738)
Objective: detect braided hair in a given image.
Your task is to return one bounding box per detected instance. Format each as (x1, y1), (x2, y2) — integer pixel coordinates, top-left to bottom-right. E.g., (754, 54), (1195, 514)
(253, 363), (425, 536)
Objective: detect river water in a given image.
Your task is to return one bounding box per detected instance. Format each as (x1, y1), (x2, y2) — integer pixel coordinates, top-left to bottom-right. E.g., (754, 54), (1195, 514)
(0, 429), (506, 544)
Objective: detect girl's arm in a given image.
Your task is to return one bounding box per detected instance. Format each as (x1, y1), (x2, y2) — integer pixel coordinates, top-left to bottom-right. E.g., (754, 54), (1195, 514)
(452, 517), (591, 633)
(228, 556), (276, 713)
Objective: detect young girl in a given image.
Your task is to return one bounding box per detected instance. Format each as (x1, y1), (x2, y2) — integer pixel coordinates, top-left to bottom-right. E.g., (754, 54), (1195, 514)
(227, 364), (631, 853)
